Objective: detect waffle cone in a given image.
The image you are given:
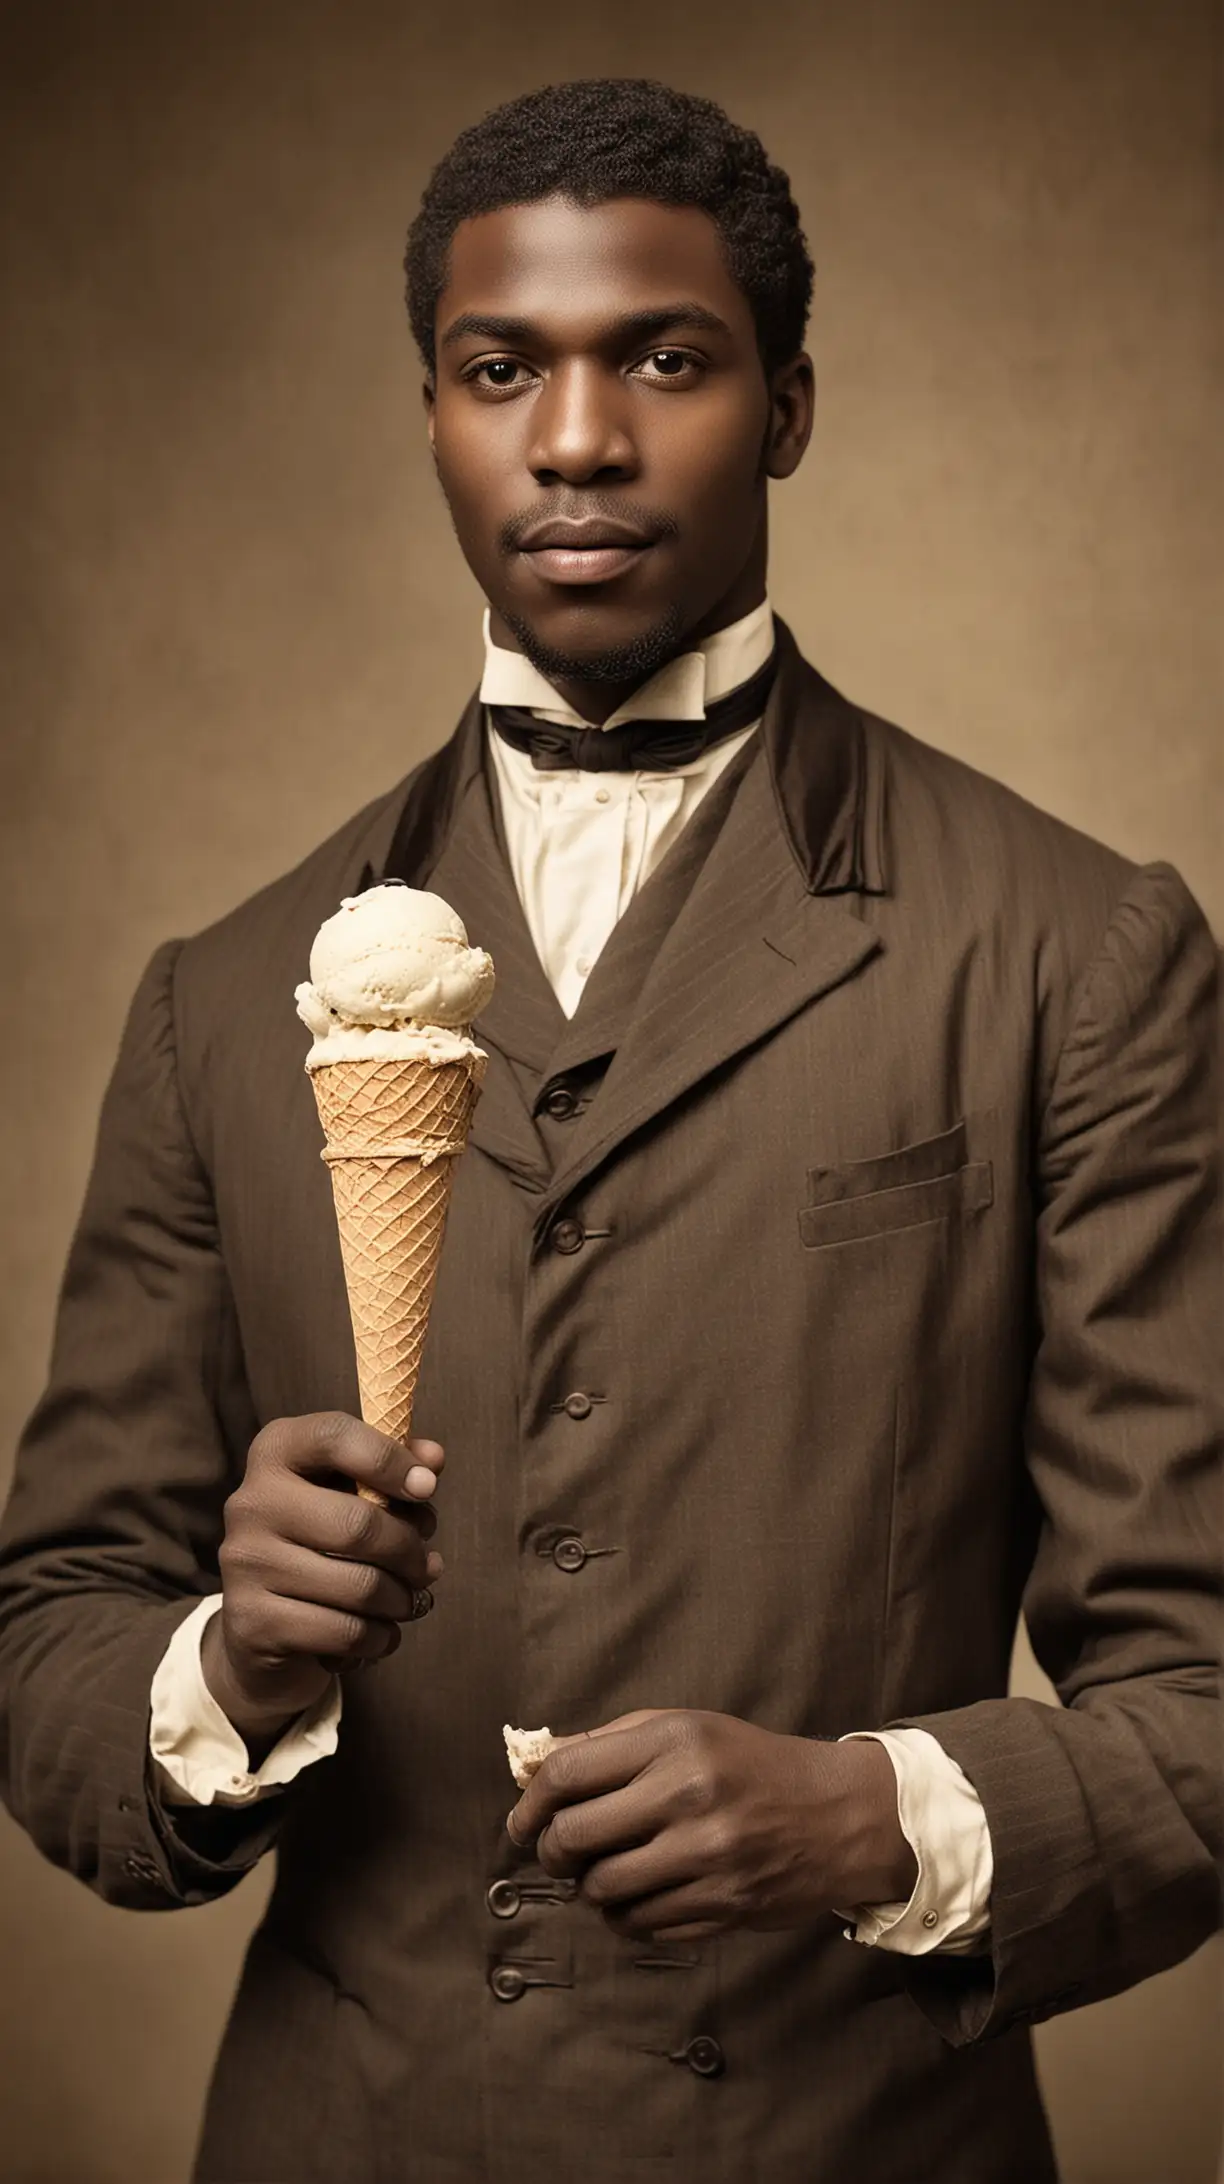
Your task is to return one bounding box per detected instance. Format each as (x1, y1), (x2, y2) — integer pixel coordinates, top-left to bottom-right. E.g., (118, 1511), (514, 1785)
(309, 1054), (478, 1474)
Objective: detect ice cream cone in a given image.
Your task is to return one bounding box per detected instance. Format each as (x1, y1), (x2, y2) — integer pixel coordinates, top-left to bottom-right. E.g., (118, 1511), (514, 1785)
(309, 1052), (480, 1503)
(295, 879), (494, 1508)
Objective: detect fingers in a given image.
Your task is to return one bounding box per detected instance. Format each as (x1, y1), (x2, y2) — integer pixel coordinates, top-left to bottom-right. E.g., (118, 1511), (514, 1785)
(216, 1417), (447, 1718)
(528, 1779), (663, 1878)
(407, 1434), (445, 1474)
(404, 1436), (445, 1497)
(237, 1420), (444, 1582)
(223, 1489), (438, 1596)
(575, 1827), (703, 1909)
(222, 1589), (402, 1676)
(579, 1824), (738, 1937)
(281, 1480), (439, 1567)
(507, 1716), (678, 1848)
(264, 1541), (421, 1626)
(250, 1413), (444, 1505)
(601, 1883), (726, 1940)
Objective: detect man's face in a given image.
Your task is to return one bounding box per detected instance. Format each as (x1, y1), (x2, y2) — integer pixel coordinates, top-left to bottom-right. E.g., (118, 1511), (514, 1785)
(425, 194), (812, 700)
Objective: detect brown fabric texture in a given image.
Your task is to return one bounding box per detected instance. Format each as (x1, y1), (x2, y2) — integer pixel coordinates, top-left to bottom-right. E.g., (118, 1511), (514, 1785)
(0, 624), (1218, 2183)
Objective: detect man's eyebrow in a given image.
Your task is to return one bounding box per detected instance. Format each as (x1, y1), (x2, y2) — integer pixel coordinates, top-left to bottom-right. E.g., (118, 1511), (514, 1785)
(439, 303), (734, 351)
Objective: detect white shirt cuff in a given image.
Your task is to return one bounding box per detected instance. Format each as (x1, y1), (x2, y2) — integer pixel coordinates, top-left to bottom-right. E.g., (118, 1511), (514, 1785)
(835, 1727), (994, 1956)
(149, 1594), (342, 1808)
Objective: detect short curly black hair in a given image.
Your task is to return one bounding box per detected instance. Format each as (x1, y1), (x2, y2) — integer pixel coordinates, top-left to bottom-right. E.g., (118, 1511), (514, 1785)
(405, 79), (814, 379)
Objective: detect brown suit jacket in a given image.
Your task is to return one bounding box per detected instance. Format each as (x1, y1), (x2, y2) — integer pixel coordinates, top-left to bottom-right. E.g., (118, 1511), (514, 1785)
(1, 621), (1219, 2184)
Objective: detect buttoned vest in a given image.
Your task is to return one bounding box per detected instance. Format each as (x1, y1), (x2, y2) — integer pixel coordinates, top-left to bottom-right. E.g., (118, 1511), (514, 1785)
(427, 728), (763, 1181)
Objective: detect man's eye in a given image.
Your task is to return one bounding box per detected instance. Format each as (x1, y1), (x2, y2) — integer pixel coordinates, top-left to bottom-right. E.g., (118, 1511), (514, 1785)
(470, 359), (527, 389)
(640, 350), (698, 381)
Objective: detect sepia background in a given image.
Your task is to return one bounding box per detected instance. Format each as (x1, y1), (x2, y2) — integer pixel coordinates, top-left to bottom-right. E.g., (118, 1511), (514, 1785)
(1, 0), (1219, 2177)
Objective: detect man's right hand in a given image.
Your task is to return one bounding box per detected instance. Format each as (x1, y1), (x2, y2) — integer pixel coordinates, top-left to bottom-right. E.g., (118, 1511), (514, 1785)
(201, 1411), (444, 1758)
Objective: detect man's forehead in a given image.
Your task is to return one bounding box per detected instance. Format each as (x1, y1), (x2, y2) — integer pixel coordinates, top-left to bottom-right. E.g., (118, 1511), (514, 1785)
(438, 195), (749, 331)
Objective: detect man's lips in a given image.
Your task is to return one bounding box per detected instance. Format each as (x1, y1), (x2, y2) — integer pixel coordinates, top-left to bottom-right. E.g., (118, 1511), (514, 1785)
(519, 541), (654, 585)
(513, 517), (663, 587)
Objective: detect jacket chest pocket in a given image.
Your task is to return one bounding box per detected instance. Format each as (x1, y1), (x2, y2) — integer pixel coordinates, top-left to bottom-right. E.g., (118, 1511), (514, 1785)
(799, 1119), (993, 1248)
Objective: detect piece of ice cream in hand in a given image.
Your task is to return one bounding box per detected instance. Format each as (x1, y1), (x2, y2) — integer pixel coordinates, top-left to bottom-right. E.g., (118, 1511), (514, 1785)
(504, 1725), (562, 1789)
(297, 882), (495, 1505)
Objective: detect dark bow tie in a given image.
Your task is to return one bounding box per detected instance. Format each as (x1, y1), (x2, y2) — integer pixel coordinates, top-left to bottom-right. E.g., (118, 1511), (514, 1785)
(488, 645), (778, 773)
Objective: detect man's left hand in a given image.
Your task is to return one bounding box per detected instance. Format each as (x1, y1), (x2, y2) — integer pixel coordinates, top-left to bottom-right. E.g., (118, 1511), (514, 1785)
(505, 1710), (917, 1941)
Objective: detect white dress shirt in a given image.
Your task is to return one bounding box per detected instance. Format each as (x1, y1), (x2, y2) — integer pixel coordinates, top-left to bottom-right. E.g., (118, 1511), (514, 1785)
(150, 599), (992, 1958)
(482, 601), (769, 1017)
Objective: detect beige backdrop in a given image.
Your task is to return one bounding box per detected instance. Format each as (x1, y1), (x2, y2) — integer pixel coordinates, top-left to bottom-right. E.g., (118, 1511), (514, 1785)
(1, 1), (1219, 2179)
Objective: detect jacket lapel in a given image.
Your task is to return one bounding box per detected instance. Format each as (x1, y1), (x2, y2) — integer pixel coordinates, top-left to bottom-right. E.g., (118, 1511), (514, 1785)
(537, 638), (885, 1223)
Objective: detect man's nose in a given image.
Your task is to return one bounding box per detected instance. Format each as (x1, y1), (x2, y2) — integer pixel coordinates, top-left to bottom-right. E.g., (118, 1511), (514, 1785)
(526, 360), (637, 483)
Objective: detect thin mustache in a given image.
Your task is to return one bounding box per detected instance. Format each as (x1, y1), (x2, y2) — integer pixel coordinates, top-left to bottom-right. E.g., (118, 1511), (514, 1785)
(498, 500), (679, 554)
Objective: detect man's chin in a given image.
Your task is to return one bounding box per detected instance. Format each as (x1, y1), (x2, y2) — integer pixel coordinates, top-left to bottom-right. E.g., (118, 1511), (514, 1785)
(500, 603), (686, 689)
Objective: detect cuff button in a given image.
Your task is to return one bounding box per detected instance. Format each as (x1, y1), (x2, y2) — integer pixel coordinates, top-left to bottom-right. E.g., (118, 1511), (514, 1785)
(921, 1909), (939, 1930)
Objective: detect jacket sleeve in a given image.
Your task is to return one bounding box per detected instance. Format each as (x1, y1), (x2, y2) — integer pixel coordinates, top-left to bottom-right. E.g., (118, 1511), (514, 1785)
(897, 862), (1222, 2043)
(0, 942), (285, 1908)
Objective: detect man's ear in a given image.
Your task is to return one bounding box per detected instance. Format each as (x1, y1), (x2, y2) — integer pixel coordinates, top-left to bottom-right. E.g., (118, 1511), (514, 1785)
(422, 374), (436, 451)
(764, 352), (815, 482)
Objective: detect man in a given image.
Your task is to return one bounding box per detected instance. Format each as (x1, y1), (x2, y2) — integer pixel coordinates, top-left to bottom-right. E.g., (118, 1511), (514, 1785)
(0, 76), (1218, 2184)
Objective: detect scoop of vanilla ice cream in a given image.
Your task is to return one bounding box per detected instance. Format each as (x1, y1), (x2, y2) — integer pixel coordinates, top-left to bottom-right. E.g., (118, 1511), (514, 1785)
(297, 883), (495, 1030)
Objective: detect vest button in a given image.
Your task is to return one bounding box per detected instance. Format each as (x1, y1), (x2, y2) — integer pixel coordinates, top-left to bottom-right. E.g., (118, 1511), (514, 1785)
(684, 2035), (725, 2077)
(543, 1083), (579, 1120)
(562, 1391), (593, 1420)
(486, 1880), (521, 1919)
(552, 1535), (588, 1573)
(489, 1965), (526, 2003)
(550, 1218), (585, 1255)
